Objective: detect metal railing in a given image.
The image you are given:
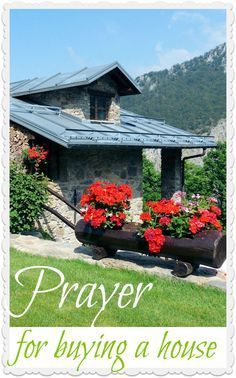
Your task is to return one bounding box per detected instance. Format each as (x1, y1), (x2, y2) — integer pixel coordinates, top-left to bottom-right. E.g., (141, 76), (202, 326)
(42, 187), (83, 230)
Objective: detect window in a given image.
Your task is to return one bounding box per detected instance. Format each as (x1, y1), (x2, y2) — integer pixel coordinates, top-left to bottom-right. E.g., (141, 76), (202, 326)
(90, 93), (111, 120)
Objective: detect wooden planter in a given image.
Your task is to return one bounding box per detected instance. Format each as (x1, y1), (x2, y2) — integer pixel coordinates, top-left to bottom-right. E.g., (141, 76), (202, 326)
(75, 220), (226, 278)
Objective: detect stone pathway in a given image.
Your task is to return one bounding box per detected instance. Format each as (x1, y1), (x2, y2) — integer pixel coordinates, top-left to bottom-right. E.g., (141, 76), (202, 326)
(10, 233), (226, 291)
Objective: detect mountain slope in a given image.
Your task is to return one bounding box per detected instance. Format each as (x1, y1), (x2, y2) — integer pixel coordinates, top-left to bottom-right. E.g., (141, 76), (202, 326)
(121, 44), (226, 134)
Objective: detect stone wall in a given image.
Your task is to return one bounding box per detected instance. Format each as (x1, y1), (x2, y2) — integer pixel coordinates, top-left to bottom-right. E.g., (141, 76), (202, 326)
(39, 146), (143, 243)
(90, 76), (120, 122)
(10, 121), (143, 243)
(24, 75), (120, 122)
(25, 87), (90, 120)
(10, 121), (35, 163)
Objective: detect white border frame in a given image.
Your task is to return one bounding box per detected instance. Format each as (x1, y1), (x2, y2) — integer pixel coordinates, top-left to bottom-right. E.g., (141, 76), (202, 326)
(1, 1), (234, 375)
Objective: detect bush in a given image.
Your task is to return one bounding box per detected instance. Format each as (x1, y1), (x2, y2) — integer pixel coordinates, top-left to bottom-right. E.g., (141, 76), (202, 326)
(185, 142), (226, 227)
(142, 156), (161, 204)
(203, 142), (226, 226)
(10, 164), (48, 233)
(184, 162), (208, 194)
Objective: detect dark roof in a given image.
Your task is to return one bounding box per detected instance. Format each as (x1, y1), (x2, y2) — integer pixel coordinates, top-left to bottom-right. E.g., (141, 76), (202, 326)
(10, 62), (141, 97)
(10, 98), (216, 149)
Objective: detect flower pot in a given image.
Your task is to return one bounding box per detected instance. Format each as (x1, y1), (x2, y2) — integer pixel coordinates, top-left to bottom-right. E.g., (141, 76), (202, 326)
(75, 220), (226, 277)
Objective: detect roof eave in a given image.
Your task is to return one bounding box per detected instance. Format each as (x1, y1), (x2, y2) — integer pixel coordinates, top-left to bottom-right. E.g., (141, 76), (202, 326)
(66, 139), (216, 149)
(10, 115), (69, 148)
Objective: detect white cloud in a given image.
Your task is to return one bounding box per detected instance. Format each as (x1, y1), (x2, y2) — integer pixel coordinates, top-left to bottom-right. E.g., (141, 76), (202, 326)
(149, 43), (197, 73)
(169, 11), (208, 27)
(168, 10), (226, 50)
(131, 47), (194, 77)
(156, 47), (196, 70)
(201, 22), (226, 49)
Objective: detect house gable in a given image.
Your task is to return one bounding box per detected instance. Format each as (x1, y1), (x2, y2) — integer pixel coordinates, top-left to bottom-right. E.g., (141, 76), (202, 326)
(10, 62), (141, 97)
(20, 74), (121, 122)
(11, 62), (142, 123)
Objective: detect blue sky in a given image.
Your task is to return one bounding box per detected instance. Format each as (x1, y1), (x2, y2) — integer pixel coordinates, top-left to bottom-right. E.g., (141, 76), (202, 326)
(10, 8), (226, 82)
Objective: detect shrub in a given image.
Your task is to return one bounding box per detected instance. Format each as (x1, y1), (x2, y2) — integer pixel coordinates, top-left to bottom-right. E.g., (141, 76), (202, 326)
(142, 156), (161, 203)
(10, 163), (48, 233)
(185, 142), (226, 227)
(202, 142), (226, 227)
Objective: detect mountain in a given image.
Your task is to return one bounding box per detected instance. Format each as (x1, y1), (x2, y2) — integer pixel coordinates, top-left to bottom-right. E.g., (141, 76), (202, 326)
(121, 43), (226, 134)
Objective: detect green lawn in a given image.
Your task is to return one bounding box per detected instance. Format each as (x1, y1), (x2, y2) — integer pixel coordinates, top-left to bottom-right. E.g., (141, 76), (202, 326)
(10, 248), (226, 327)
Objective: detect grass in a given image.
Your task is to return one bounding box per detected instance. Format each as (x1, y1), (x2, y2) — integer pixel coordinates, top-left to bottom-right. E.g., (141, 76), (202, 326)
(10, 248), (226, 327)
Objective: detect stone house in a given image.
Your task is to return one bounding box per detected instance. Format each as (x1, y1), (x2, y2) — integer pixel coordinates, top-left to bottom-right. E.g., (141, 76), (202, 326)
(10, 62), (216, 242)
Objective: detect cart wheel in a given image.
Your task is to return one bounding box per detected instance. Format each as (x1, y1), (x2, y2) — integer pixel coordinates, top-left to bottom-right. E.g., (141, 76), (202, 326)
(92, 246), (109, 260)
(192, 263), (200, 273)
(106, 248), (117, 257)
(92, 246), (117, 260)
(172, 261), (194, 278)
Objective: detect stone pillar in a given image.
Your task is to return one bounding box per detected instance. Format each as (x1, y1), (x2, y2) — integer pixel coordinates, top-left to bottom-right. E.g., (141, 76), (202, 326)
(161, 148), (182, 198)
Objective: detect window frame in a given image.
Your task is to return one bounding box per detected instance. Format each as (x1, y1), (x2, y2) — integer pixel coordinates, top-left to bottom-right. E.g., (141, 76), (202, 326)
(89, 90), (113, 121)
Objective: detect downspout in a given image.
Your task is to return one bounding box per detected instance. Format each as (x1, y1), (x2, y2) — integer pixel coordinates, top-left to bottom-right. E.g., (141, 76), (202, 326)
(181, 148), (207, 191)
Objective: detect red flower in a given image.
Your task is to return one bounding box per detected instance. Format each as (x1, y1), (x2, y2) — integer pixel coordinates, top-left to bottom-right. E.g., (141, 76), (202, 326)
(84, 206), (106, 228)
(199, 210), (217, 224)
(189, 209), (222, 233)
(144, 228), (165, 254)
(119, 184), (132, 199)
(210, 206), (222, 216)
(140, 212), (152, 222)
(189, 216), (205, 234)
(110, 212), (126, 228)
(80, 194), (91, 207)
(147, 199), (180, 215)
(25, 145), (49, 168)
(159, 216), (171, 226)
(213, 220), (223, 232)
(81, 181), (132, 230)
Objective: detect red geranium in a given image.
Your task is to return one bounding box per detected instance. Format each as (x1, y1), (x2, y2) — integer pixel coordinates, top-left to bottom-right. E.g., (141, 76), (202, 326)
(143, 228), (165, 254)
(159, 216), (172, 227)
(210, 205), (222, 216)
(80, 181), (132, 230)
(84, 206), (106, 229)
(147, 199), (181, 215)
(140, 212), (152, 222)
(23, 145), (49, 173)
(189, 216), (205, 234)
(139, 192), (223, 253)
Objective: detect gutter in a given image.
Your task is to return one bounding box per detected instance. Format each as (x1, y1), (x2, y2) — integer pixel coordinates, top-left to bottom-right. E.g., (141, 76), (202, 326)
(181, 148), (207, 190)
